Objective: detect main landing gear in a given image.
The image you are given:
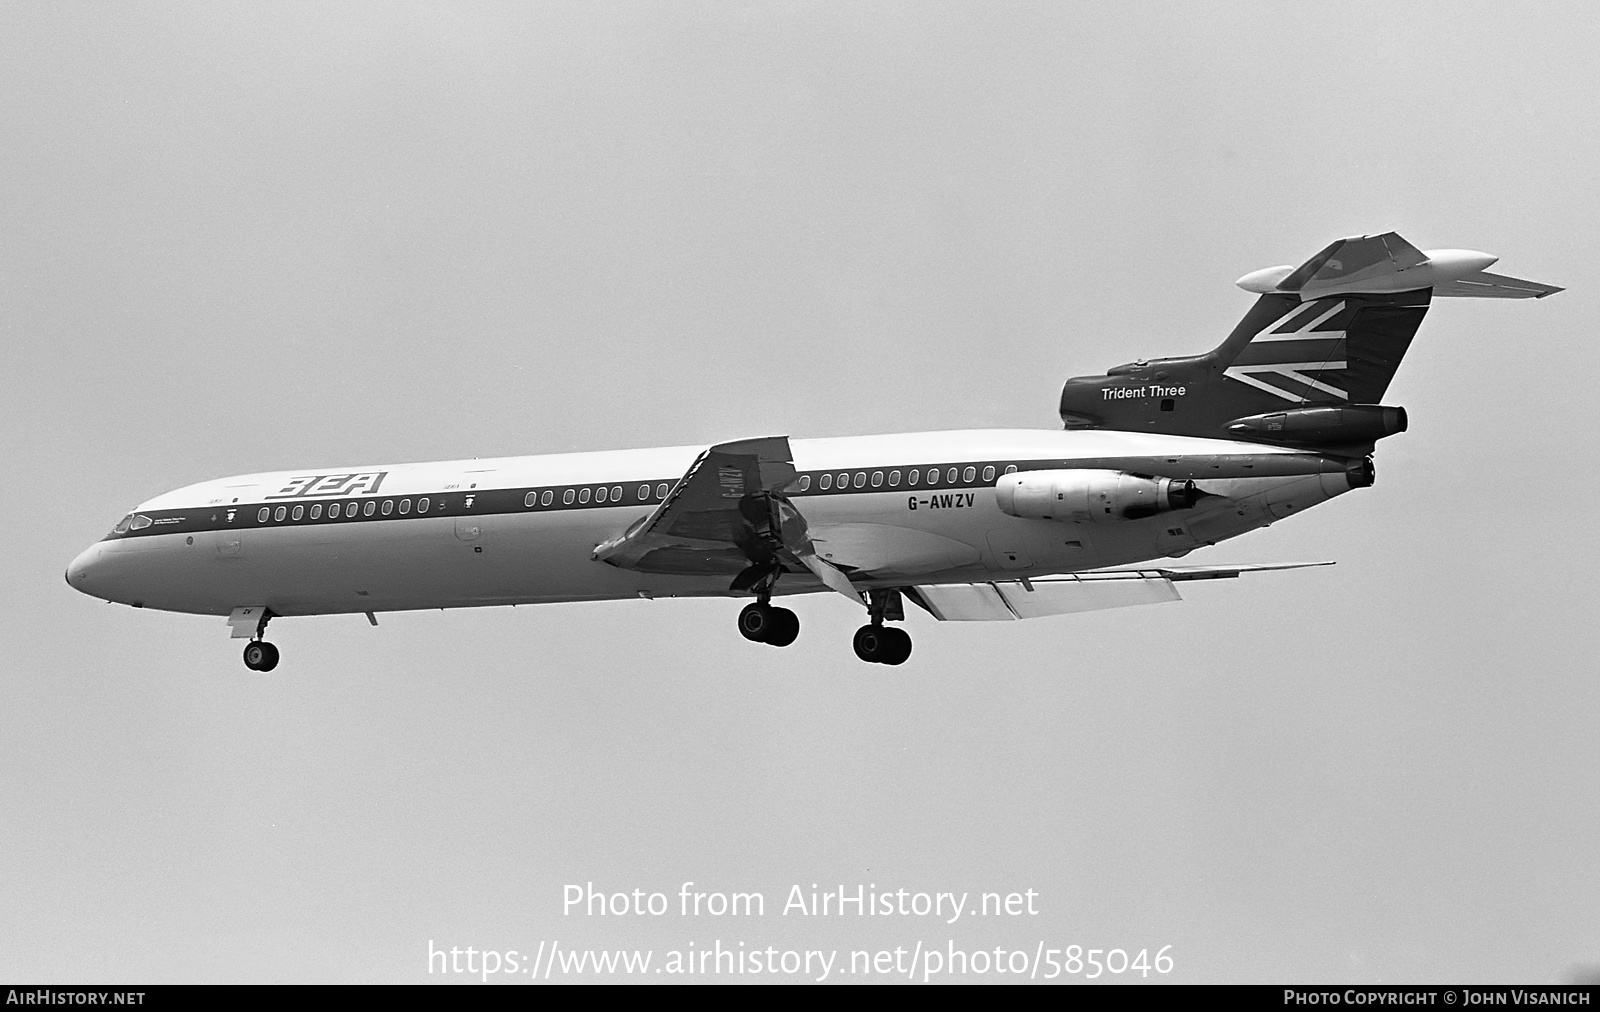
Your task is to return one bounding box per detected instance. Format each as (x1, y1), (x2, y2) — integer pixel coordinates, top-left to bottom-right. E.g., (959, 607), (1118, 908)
(739, 601), (800, 647)
(854, 588), (912, 665)
(732, 581), (913, 664)
(852, 624), (911, 666)
(735, 564), (800, 648)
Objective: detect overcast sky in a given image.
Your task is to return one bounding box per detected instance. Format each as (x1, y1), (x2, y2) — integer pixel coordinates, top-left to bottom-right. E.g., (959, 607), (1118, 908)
(4, 2), (1598, 984)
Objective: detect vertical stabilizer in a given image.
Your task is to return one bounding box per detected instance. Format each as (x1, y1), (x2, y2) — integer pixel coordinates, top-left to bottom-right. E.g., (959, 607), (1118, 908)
(1058, 233), (1558, 451)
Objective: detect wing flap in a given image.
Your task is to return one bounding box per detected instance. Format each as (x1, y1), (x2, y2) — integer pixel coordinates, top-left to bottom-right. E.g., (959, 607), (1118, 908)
(910, 562), (1331, 622)
(913, 583), (1022, 621)
(912, 577), (1181, 621)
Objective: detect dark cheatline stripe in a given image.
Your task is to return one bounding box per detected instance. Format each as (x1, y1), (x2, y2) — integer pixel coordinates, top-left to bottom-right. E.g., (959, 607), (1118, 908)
(100, 451), (1344, 541)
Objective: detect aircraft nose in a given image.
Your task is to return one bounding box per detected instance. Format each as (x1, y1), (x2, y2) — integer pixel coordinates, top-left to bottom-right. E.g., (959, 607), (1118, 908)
(65, 542), (105, 597)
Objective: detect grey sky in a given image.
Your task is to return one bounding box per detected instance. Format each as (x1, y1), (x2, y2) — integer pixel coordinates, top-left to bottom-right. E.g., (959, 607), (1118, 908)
(3, 2), (1597, 983)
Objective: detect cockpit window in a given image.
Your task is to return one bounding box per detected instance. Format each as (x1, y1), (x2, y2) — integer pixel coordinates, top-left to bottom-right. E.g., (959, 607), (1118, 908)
(129, 515), (153, 530)
(112, 514), (134, 535)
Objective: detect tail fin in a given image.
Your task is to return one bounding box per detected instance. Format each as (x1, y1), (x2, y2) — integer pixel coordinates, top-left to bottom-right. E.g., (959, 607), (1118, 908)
(1059, 233), (1560, 452)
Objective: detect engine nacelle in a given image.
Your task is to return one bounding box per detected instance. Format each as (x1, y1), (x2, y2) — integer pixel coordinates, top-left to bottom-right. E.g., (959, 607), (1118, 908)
(1224, 404), (1407, 447)
(994, 469), (1202, 523)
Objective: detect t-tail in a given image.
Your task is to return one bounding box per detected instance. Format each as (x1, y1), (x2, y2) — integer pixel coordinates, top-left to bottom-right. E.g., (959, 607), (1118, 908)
(1058, 232), (1561, 455)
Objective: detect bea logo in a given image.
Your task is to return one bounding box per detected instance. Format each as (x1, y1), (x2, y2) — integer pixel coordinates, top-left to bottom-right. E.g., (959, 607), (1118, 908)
(266, 472), (389, 499)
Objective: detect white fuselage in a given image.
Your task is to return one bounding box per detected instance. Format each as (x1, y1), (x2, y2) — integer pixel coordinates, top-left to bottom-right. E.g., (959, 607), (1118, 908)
(66, 428), (1356, 618)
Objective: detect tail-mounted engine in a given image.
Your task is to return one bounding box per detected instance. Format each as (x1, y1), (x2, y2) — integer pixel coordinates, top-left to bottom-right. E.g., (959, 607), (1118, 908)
(994, 469), (1203, 523)
(1224, 404), (1407, 448)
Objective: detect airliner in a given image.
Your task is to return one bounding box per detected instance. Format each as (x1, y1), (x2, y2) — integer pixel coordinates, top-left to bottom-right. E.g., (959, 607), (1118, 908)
(66, 233), (1559, 669)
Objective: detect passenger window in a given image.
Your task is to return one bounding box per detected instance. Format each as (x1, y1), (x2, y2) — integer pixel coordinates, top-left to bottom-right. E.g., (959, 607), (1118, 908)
(656, 483), (670, 499)
(310, 504), (322, 519)
(834, 473), (846, 489)
(274, 506), (287, 521)
(963, 466), (976, 482)
(329, 503), (341, 518)
(399, 499), (411, 515)
(595, 486), (608, 504)
(853, 472), (866, 488)
(1160, 398), (1175, 412)
(363, 501), (376, 516)
(946, 467), (958, 483)
(292, 505), (304, 520)
(889, 470), (901, 487)
(819, 473), (832, 490)
(871, 471), (883, 487)
(257, 507), (269, 523)
(579, 488), (591, 504)
(540, 491), (552, 506)
(908, 469), (920, 485)
(982, 465), (995, 481)
(1004, 464), (1017, 474)
(798, 475), (811, 491)
(419, 497), (430, 512)
(637, 484), (650, 500)
(381, 500), (393, 515)
(564, 489), (575, 505)
(610, 486), (622, 501)
(525, 492), (536, 507)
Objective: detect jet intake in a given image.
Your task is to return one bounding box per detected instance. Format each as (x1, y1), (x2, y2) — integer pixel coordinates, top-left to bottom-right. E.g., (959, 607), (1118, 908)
(995, 469), (1202, 523)
(1224, 404), (1407, 447)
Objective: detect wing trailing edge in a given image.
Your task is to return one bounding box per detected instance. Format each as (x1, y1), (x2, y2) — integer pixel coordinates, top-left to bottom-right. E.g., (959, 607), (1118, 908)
(907, 561), (1332, 621)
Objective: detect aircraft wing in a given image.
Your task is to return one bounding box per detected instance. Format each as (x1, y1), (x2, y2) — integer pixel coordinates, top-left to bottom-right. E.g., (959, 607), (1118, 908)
(592, 436), (858, 598)
(907, 562), (1332, 621)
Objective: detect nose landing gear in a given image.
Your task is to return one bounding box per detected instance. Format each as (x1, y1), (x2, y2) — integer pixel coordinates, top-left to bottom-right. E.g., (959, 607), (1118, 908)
(230, 606), (280, 671)
(243, 640), (280, 671)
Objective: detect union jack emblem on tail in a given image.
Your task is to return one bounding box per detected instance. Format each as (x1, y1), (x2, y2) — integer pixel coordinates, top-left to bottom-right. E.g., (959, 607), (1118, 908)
(1222, 300), (1351, 403)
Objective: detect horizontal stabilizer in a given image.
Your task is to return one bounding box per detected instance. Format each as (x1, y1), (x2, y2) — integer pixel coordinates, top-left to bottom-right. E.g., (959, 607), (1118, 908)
(908, 562), (1332, 622)
(1431, 270), (1563, 299)
(1237, 232), (1560, 301)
